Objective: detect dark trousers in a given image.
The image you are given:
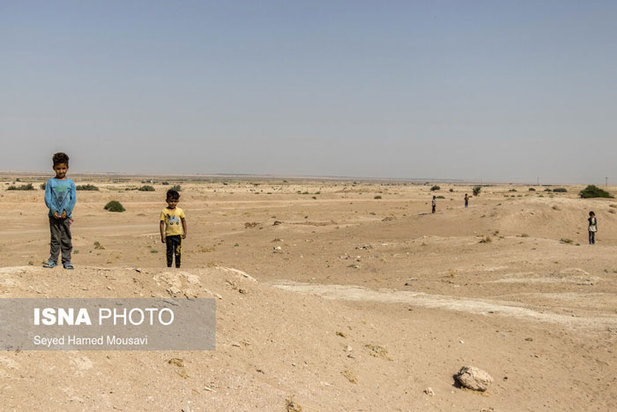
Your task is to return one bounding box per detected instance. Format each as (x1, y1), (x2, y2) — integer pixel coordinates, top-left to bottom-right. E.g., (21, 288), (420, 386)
(589, 231), (595, 245)
(49, 217), (72, 264)
(166, 235), (182, 267)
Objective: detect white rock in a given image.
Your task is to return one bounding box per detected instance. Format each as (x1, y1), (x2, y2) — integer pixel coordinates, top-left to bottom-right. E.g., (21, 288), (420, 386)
(455, 366), (493, 392)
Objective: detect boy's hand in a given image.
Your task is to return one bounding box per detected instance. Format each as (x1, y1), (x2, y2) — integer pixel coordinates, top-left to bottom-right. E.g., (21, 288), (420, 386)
(182, 233), (187, 239)
(53, 212), (60, 219)
(61, 211), (67, 219)
(161, 236), (166, 243)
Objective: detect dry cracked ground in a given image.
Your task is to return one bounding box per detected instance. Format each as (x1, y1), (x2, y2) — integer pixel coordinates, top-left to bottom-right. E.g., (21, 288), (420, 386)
(0, 176), (616, 411)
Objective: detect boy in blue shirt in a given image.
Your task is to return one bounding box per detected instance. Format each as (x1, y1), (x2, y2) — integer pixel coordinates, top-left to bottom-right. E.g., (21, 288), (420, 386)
(43, 152), (77, 269)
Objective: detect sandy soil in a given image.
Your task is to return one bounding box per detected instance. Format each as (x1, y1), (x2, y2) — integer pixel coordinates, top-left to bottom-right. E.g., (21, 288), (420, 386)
(1, 176), (616, 411)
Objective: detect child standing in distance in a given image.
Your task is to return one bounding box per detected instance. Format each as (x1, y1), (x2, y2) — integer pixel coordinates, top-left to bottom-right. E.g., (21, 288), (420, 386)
(464, 193), (469, 208)
(588, 211), (598, 245)
(43, 152), (76, 269)
(160, 189), (187, 267)
(432, 195), (436, 214)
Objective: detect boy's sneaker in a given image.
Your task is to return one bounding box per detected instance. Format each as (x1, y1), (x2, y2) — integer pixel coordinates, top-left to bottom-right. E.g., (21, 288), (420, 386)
(43, 260), (57, 268)
(63, 262), (74, 270)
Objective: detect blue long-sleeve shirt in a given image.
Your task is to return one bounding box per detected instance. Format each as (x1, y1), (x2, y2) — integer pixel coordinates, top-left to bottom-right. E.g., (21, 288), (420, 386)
(44, 178), (76, 217)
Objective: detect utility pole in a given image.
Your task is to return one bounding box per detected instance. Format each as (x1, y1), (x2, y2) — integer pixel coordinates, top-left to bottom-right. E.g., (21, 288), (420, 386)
(537, 176), (539, 186)
(606, 176), (608, 187)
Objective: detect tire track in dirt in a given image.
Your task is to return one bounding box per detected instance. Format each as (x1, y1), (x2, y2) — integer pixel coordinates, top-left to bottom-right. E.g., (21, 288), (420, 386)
(272, 280), (617, 333)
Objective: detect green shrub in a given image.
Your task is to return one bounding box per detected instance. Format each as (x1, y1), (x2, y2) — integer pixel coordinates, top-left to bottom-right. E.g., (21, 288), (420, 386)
(76, 184), (99, 191)
(579, 185), (613, 199)
(528, 187), (536, 191)
(171, 185), (182, 192)
(40, 183), (46, 190)
(472, 186), (481, 196)
(104, 200), (125, 212)
(430, 185), (440, 191)
(552, 187), (567, 193)
(138, 185), (155, 191)
(374, 195), (382, 199)
(7, 183), (35, 191)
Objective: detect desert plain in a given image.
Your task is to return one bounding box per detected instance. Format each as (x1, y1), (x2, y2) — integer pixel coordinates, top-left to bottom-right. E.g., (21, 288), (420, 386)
(0, 174), (616, 411)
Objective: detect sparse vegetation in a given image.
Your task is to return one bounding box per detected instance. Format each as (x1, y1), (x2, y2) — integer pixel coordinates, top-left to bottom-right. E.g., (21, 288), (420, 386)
(553, 187), (567, 193)
(472, 186), (481, 196)
(430, 185), (440, 191)
(76, 184), (99, 191)
(374, 195), (382, 199)
(579, 185), (613, 198)
(560, 238), (574, 244)
(7, 183), (35, 191)
(171, 185), (181, 191)
(138, 185), (155, 191)
(104, 200), (125, 212)
(529, 188), (536, 191)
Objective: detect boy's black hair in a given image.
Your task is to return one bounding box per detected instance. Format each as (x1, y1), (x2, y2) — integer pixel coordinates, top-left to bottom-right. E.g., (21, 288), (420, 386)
(53, 152), (69, 167)
(166, 189), (180, 200)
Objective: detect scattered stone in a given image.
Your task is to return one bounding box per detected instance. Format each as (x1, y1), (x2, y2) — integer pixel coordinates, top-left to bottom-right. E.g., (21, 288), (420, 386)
(244, 222), (259, 229)
(273, 220), (283, 226)
(166, 286), (182, 297)
(336, 331), (347, 338)
(454, 366), (493, 392)
(424, 387), (435, 396)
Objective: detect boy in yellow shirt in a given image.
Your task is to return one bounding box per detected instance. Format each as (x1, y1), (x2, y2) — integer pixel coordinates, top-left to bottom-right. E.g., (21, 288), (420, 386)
(160, 189), (187, 267)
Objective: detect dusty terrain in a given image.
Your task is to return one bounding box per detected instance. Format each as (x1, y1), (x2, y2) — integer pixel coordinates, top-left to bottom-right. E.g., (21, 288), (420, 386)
(1, 175), (616, 411)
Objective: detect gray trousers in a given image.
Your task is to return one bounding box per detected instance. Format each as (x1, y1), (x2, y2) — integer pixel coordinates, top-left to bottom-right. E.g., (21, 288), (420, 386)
(49, 217), (72, 264)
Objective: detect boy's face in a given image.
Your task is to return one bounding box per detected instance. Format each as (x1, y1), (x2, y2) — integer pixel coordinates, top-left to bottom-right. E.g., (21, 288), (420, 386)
(166, 197), (179, 209)
(53, 163), (68, 179)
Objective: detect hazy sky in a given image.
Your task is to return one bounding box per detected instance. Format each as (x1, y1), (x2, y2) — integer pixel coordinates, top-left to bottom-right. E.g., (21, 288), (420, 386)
(2, 1), (616, 184)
